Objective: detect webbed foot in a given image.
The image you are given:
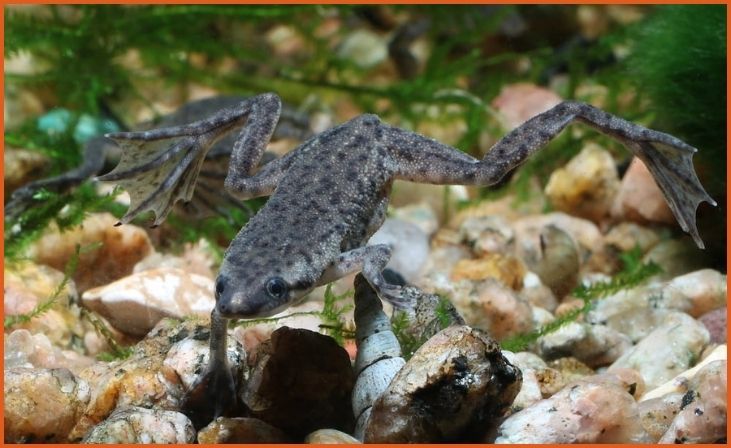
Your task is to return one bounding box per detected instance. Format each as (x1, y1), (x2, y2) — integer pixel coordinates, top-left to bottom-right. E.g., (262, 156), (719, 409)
(98, 129), (221, 226)
(182, 362), (238, 429)
(631, 138), (716, 249)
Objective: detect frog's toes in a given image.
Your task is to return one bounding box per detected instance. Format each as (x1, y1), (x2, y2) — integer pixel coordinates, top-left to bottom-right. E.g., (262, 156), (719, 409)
(182, 363), (238, 429)
(98, 134), (210, 225)
(377, 283), (416, 309)
(636, 139), (716, 249)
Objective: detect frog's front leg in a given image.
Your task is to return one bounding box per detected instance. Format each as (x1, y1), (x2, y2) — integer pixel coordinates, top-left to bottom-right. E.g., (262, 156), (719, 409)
(321, 245), (412, 308)
(183, 308), (237, 427)
(381, 101), (715, 248)
(99, 93), (283, 225)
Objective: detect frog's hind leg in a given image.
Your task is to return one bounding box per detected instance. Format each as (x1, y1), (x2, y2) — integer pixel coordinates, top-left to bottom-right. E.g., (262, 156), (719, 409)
(98, 93), (282, 226)
(382, 101), (715, 248)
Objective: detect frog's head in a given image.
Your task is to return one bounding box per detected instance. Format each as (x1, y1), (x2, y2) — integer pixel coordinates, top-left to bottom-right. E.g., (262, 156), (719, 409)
(214, 255), (315, 319)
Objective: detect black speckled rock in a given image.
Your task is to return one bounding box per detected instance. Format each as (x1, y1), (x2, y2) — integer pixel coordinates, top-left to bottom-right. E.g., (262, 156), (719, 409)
(242, 327), (355, 438)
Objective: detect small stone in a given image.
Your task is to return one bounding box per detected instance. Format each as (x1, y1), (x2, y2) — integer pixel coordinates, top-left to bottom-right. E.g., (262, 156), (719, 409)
(547, 356), (595, 385)
(82, 407), (195, 444)
(661, 269), (727, 318)
(699, 307), (726, 344)
(640, 344), (726, 402)
(337, 29), (388, 68)
(513, 212), (602, 265)
(451, 253), (526, 290)
(544, 143), (620, 223)
(242, 327), (355, 438)
(495, 370), (651, 443)
(4, 329), (96, 373)
(133, 239), (217, 279)
(28, 213), (153, 292)
(391, 182), (468, 224)
(538, 322), (632, 368)
(638, 393), (685, 442)
(451, 279), (533, 340)
(4, 261), (84, 350)
(658, 360), (727, 444)
(604, 222), (662, 253)
(608, 312), (710, 390)
(198, 417), (291, 444)
(82, 267), (215, 336)
(642, 238), (710, 281)
(4, 147), (49, 194)
(524, 225), (580, 300)
(491, 83), (563, 130)
(521, 272), (558, 312)
(458, 215), (514, 256)
(612, 157), (675, 225)
(365, 326), (521, 443)
(390, 202), (439, 236)
(4, 367), (91, 443)
(69, 319), (244, 441)
(367, 218), (430, 283)
(305, 428), (361, 444)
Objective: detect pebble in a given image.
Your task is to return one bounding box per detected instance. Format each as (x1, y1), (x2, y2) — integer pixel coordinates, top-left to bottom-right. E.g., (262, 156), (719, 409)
(4, 261), (84, 349)
(27, 212), (153, 292)
(451, 253), (526, 290)
(491, 83), (563, 130)
(69, 318), (244, 441)
(458, 215), (514, 256)
(524, 225), (580, 300)
(4, 367), (91, 443)
(661, 269), (727, 318)
(699, 307), (726, 343)
(4, 329), (95, 373)
(391, 182), (468, 223)
(642, 239), (710, 281)
(242, 327), (355, 438)
(81, 407), (195, 444)
(544, 143), (620, 223)
(305, 428), (361, 444)
(365, 325), (522, 443)
(608, 312), (709, 390)
(513, 212), (602, 264)
(389, 202), (439, 236)
(451, 279), (533, 340)
(197, 417), (291, 444)
(367, 218), (430, 283)
(657, 360), (727, 443)
(611, 157), (675, 224)
(133, 238), (217, 279)
(81, 267), (215, 336)
(640, 344), (726, 402)
(538, 322), (632, 367)
(337, 29), (388, 68)
(603, 222), (662, 253)
(521, 272), (558, 312)
(4, 147), (49, 194)
(638, 392), (685, 442)
(495, 370), (650, 443)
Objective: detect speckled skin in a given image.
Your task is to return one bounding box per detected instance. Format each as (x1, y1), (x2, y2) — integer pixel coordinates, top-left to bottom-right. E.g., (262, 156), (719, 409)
(103, 92), (714, 422)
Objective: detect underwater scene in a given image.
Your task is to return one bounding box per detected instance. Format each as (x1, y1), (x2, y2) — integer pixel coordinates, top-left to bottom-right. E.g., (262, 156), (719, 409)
(3, 4), (727, 443)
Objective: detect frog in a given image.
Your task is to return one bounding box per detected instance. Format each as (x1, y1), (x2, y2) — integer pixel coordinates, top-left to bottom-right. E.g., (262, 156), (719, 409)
(100, 92), (715, 423)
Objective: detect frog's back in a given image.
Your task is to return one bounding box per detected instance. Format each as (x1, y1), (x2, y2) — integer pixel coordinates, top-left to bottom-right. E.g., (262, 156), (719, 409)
(228, 115), (396, 273)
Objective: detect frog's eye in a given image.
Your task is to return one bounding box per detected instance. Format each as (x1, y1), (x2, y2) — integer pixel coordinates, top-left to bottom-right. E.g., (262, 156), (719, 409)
(265, 277), (288, 300)
(215, 277), (226, 299)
